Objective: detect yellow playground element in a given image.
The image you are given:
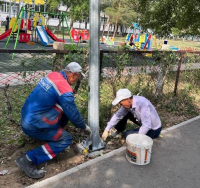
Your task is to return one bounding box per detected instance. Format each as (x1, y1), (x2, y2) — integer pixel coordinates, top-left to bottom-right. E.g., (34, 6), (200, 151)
(9, 17), (18, 32)
(9, 13), (45, 31)
(153, 35), (157, 50)
(135, 42), (141, 49)
(32, 13), (45, 28)
(110, 37), (114, 42)
(139, 34), (146, 43)
(11, 0), (45, 5)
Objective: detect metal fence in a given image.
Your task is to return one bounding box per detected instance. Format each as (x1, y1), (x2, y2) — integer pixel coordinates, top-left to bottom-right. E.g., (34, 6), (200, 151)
(0, 49), (200, 130)
(100, 50), (200, 125)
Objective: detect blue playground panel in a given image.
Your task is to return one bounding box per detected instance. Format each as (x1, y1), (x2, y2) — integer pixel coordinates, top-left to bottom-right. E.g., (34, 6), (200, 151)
(36, 25), (53, 46)
(126, 34), (131, 42)
(134, 34), (140, 42)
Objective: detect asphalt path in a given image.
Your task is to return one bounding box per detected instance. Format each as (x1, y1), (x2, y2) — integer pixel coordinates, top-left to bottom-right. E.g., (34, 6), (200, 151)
(27, 116), (200, 188)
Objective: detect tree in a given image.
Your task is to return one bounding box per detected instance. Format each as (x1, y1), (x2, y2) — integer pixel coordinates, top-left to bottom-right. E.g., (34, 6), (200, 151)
(69, 0), (89, 29)
(103, 0), (137, 37)
(128, 0), (200, 36)
(47, 0), (89, 29)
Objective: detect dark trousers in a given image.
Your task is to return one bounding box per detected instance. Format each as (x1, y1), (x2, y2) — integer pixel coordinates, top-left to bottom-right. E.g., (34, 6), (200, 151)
(114, 112), (161, 139)
(21, 114), (72, 165)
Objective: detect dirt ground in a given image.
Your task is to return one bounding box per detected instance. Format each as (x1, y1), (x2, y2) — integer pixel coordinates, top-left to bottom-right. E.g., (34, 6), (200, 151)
(0, 125), (126, 188)
(0, 113), (195, 188)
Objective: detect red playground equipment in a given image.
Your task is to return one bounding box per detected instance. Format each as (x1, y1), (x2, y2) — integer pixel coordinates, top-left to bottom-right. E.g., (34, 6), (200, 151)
(0, 28), (12, 40)
(80, 30), (89, 42)
(71, 29), (89, 43)
(71, 29), (81, 43)
(19, 19), (31, 42)
(0, 18), (31, 43)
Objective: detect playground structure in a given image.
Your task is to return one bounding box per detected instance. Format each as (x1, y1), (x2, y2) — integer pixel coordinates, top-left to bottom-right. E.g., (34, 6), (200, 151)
(126, 23), (185, 52)
(125, 23), (158, 51)
(101, 36), (114, 45)
(70, 28), (89, 43)
(2, 0), (72, 56)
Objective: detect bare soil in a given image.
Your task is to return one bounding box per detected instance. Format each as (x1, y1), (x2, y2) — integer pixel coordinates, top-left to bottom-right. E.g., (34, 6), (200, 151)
(0, 125), (125, 188)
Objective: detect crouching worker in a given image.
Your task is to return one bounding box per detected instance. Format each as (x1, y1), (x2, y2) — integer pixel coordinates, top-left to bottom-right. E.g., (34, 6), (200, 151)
(16, 62), (92, 179)
(102, 89), (162, 141)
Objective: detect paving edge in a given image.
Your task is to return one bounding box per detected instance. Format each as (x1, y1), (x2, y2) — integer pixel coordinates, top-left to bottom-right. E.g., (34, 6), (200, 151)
(26, 115), (200, 188)
(160, 115), (200, 134)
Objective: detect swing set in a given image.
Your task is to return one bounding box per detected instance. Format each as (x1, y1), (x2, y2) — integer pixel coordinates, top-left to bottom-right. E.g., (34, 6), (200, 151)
(4, 0), (73, 58)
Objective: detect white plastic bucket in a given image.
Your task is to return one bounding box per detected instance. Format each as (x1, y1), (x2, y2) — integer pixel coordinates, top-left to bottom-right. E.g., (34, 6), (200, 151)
(126, 134), (153, 165)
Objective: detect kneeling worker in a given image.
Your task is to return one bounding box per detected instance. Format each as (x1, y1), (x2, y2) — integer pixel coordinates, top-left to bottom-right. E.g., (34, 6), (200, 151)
(16, 62), (91, 179)
(102, 89), (162, 141)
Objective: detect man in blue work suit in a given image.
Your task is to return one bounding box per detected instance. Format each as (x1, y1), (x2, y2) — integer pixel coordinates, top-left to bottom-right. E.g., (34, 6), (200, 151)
(16, 62), (91, 179)
(102, 89), (162, 141)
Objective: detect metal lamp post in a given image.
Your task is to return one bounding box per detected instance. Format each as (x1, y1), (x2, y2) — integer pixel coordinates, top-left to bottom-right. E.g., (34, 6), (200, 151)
(82, 0), (105, 152)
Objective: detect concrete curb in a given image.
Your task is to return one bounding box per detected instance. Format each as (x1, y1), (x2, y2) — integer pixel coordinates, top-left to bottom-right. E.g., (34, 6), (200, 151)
(26, 115), (200, 188)
(26, 147), (126, 188)
(161, 115), (200, 134)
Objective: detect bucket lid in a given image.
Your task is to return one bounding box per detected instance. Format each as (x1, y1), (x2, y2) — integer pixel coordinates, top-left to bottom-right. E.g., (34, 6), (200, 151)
(126, 134), (153, 148)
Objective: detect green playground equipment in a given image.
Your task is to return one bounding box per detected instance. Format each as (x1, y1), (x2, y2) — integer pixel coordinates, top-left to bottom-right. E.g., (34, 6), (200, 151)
(4, 4), (73, 59)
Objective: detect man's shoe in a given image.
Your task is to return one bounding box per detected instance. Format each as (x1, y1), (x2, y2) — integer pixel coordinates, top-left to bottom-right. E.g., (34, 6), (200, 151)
(15, 154), (45, 179)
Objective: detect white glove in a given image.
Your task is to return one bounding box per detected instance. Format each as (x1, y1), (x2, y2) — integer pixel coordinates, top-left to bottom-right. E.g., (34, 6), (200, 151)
(102, 130), (109, 141)
(85, 125), (92, 137)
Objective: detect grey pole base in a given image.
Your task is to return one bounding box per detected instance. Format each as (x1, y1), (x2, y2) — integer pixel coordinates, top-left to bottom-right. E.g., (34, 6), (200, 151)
(81, 136), (105, 152)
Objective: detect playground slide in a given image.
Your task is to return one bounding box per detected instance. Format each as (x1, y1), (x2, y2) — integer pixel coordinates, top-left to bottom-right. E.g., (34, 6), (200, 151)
(45, 28), (65, 43)
(36, 25), (53, 46)
(0, 28), (12, 40)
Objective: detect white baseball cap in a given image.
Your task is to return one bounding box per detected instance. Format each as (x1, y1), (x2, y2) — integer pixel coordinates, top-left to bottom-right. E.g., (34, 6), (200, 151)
(112, 89), (132, 105)
(65, 62), (85, 77)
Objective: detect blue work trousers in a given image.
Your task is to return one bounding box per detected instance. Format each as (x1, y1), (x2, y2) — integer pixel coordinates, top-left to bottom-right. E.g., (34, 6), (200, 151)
(21, 118), (72, 165)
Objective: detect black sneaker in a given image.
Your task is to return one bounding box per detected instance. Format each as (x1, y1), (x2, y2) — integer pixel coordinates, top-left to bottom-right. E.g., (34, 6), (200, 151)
(15, 154), (45, 179)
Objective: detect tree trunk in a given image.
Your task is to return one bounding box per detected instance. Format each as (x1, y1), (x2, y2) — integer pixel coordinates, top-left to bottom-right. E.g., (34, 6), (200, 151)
(85, 20), (87, 29)
(113, 2), (121, 38)
(70, 18), (74, 29)
(79, 20), (81, 29)
(107, 23), (111, 37)
(155, 61), (169, 97)
(59, 15), (62, 30)
(120, 25), (123, 36)
(101, 21), (110, 42)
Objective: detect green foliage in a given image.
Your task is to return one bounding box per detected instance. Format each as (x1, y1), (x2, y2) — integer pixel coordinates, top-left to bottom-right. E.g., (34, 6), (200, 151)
(163, 91), (198, 116)
(18, 139), (25, 147)
(129, 0), (200, 35)
(171, 27), (181, 38)
(64, 44), (89, 68)
(47, 0), (90, 23)
(104, 0), (137, 28)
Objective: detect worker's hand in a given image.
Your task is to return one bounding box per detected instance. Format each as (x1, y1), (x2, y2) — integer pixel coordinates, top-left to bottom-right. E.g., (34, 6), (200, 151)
(102, 130), (109, 141)
(84, 125), (92, 137)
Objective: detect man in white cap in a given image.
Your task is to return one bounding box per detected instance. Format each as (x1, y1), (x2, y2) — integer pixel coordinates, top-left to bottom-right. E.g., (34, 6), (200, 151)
(102, 88), (162, 141)
(16, 62), (91, 179)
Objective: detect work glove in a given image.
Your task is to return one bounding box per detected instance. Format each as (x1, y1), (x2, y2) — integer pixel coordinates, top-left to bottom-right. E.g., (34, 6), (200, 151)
(84, 125), (92, 138)
(102, 130), (109, 141)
